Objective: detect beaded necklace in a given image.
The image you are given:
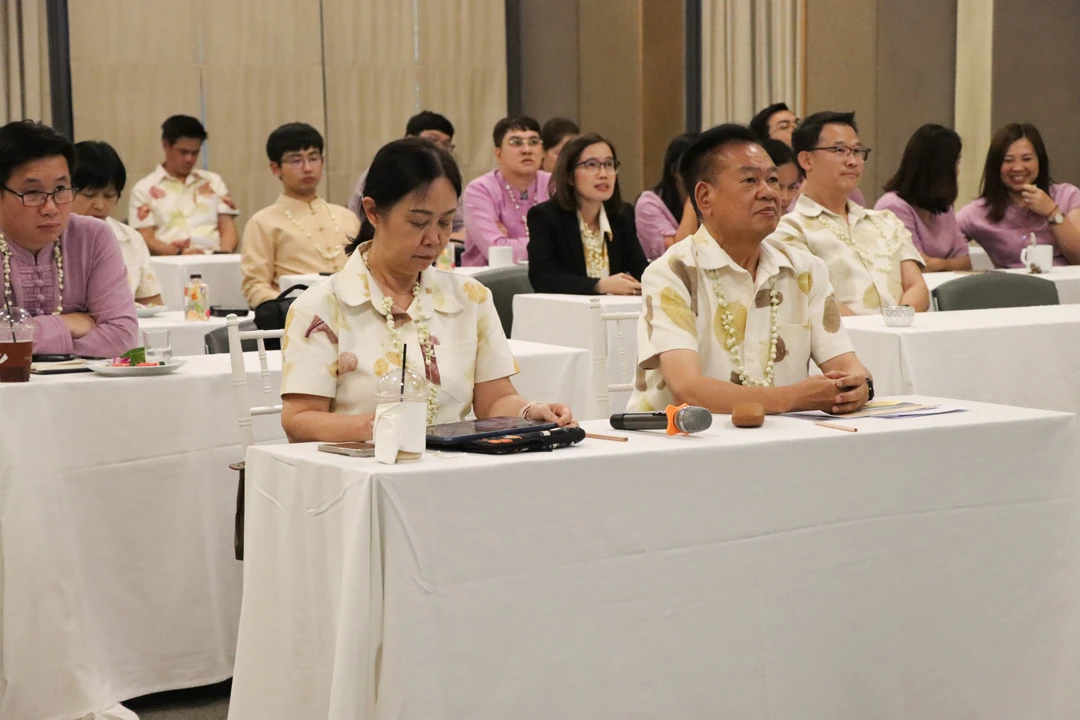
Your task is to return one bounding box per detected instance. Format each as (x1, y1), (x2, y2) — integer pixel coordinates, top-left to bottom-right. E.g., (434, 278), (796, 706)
(280, 197), (345, 263)
(0, 233), (64, 315)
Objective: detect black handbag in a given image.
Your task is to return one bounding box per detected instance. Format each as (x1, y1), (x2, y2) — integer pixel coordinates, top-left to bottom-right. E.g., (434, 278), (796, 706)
(253, 284), (308, 350)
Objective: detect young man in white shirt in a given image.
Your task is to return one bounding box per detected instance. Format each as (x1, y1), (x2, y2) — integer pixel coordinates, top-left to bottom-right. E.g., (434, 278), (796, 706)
(768, 111), (929, 315)
(128, 115), (239, 255)
(629, 123), (872, 415)
(70, 140), (163, 306)
(241, 123), (360, 308)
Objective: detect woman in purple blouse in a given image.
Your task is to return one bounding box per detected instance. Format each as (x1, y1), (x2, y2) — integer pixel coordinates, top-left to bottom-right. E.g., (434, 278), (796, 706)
(875, 124), (971, 272)
(956, 123), (1080, 268)
(0, 120), (137, 356)
(634, 133), (699, 260)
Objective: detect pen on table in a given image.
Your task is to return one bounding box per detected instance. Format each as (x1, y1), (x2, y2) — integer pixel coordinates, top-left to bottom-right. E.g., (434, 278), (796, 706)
(814, 420), (858, 433)
(585, 432), (629, 442)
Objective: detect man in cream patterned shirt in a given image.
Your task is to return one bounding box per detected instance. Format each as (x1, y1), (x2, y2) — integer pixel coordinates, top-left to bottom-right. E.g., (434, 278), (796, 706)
(129, 115), (239, 255)
(629, 124), (872, 415)
(767, 111), (928, 315)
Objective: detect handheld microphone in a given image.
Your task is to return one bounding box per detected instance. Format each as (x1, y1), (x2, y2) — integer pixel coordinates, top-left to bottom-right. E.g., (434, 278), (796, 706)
(610, 404), (713, 435)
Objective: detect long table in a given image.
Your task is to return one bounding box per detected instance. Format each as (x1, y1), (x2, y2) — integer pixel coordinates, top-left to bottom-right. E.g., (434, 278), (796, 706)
(843, 305), (1080, 412)
(139, 310), (233, 355)
(227, 399), (1080, 719)
(150, 254), (247, 312)
(924, 266), (1080, 307)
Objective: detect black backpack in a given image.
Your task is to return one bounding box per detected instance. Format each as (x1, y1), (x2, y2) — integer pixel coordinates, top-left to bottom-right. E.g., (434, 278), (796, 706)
(253, 284), (308, 350)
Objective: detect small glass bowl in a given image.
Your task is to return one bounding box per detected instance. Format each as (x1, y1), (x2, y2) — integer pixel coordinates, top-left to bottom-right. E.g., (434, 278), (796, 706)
(883, 305), (915, 327)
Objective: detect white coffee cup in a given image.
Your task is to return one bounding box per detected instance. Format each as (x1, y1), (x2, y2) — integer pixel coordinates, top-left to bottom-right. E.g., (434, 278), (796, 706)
(1020, 244), (1053, 273)
(373, 400), (427, 464)
(488, 246), (515, 268)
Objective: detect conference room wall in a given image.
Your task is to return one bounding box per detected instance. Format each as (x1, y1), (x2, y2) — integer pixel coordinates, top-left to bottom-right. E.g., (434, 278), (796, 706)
(517, 0), (580, 123)
(68, 0), (505, 234)
(804, 0), (957, 206)
(990, 0), (1080, 189)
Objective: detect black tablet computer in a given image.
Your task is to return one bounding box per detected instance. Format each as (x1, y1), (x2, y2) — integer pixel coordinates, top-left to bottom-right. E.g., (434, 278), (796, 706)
(426, 416), (558, 449)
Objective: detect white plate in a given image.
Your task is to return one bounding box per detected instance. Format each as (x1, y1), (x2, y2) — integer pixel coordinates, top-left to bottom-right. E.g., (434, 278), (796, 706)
(136, 304), (168, 318)
(88, 358), (187, 377)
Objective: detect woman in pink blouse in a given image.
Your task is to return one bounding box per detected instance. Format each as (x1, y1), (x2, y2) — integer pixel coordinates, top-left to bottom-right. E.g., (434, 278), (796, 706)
(957, 123), (1080, 268)
(875, 124), (971, 272)
(634, 133), (698, 260)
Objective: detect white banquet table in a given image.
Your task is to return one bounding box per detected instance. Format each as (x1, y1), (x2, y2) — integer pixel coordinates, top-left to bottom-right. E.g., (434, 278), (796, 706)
(968, 243), (992, 270)
(924, 266), (1080, 307)
(0, 353), (285, 720)
(512, 293), (642, 419)
(138, 310), (237, 356)
(150, 254), (247, 312)
(228, 398), (1080, 720)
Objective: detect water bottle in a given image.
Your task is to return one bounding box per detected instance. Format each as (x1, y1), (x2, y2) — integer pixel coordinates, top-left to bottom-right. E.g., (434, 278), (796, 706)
(184, 273), (210, 321)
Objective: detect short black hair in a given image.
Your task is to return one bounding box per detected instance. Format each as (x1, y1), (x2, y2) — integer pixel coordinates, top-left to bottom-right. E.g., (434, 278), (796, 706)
(265, 122), (324, 164)
(791, 110), (857, 176)
(492, 115), (541, 147)
(348, 137), (462, 255)
(73, 141), (127, 193)
(540, 117), (579, 150)
(761, 138), (796, 168)
(161, 115), (207, 145)
(678, 123), (761, 213)
(749, 102), (790, 141)
(405, 111), (455, 139)
(882, 124), (961, 215)
(0, 120), (77, 188)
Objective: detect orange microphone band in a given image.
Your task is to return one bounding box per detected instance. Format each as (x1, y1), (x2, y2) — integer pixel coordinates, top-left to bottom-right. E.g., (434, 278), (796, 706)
(665, 403), (689, 436)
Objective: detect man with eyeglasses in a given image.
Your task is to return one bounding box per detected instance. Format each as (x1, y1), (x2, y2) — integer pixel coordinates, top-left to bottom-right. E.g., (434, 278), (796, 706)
(347, 111), (463, 239)
(461, 115), (551, 266)
(0, 120), (137, 355)
(240, 123), (360, 308)
(128, 115), (239, 255)
(770, 111), (929, 316)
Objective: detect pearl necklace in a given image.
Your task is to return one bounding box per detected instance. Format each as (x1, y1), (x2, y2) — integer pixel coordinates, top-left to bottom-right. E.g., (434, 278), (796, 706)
(706, 268), (780, 387)
(815, 210), (902, 278)
(362, 251), (440, 423)
(579, 214), (609, 279)
(501, 172), (534, 238)
(0, 233), (64, 315)
(281, 197), (344, 263)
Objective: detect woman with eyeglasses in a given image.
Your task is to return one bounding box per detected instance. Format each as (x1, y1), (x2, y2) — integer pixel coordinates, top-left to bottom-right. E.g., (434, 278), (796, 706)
(526, 133), (646, 295)
(957, 122), (1080, 268)
(0, 120), (137, 355)
(875, 124), (971, 272)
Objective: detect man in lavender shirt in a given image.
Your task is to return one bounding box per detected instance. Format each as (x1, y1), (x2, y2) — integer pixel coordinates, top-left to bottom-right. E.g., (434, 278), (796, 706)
(461, 116), (551, 266)
(0, 120), (137, 356)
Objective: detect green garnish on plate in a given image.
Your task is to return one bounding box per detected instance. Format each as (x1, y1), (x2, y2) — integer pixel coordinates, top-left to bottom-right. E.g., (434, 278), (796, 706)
(121, 347), (147, 364)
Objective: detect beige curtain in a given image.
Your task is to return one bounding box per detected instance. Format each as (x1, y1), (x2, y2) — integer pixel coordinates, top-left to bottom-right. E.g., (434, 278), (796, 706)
(700, 0), (802, 129)
(68, 0), (506, 230)
(1, 0), (50, 124)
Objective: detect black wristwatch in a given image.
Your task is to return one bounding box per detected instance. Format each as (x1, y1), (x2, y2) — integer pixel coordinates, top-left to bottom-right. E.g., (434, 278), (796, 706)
(866, 377), (875, 402)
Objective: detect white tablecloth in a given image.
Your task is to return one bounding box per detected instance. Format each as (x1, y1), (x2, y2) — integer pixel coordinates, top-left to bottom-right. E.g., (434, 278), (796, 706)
(968, 243), (992, 270)
(228, 398), (1080, 720)
(0, 353), (286, 720)
(138, 311), (234, 356)
(844, 306), (1080, 413)
(512, 294), (642, 419)
(924, 266), (1080, 307)
(150, 254), (247, 312)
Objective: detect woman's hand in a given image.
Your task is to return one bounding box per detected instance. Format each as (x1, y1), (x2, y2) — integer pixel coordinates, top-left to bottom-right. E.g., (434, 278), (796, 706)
(1020, 184), (1057, 217)
(595, 273), (642, 295)
(524, 401), (576, 427)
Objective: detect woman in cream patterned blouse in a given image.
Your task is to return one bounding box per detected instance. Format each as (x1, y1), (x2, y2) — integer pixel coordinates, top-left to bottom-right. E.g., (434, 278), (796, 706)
(280, 138), (574, 442)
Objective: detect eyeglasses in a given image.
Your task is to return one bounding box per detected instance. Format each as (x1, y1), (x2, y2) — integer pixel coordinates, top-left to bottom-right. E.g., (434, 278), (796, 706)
(575, 159), (621, 173)
(2, 185), (78, 207)
(280, 154), (324, 168)
(808, 146), (872, 162)
(506, 137), (542, 148)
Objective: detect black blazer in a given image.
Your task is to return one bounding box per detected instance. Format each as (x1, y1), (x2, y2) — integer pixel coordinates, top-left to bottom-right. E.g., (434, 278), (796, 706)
(526, 200), (648, 295)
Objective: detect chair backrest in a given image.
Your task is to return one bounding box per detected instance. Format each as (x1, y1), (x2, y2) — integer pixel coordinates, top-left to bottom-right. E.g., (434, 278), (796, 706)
(589, 297), (641, 418)
(227, 314), (285, 450)
(932, 272), (1059, 311)
(470, 265), (533, 337)
(205, 319), (258, 354)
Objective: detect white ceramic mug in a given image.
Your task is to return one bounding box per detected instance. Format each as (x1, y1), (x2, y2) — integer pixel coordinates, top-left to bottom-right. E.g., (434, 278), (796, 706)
(488, 246), (515, 268)
(373, 400), (427, 464)
(1020, 244), (1053, 273)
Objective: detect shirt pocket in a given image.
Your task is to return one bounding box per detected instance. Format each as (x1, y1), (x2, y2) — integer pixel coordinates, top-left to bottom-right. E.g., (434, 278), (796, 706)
(432, 338), (478, 410)
(774, 322), (812, 380)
